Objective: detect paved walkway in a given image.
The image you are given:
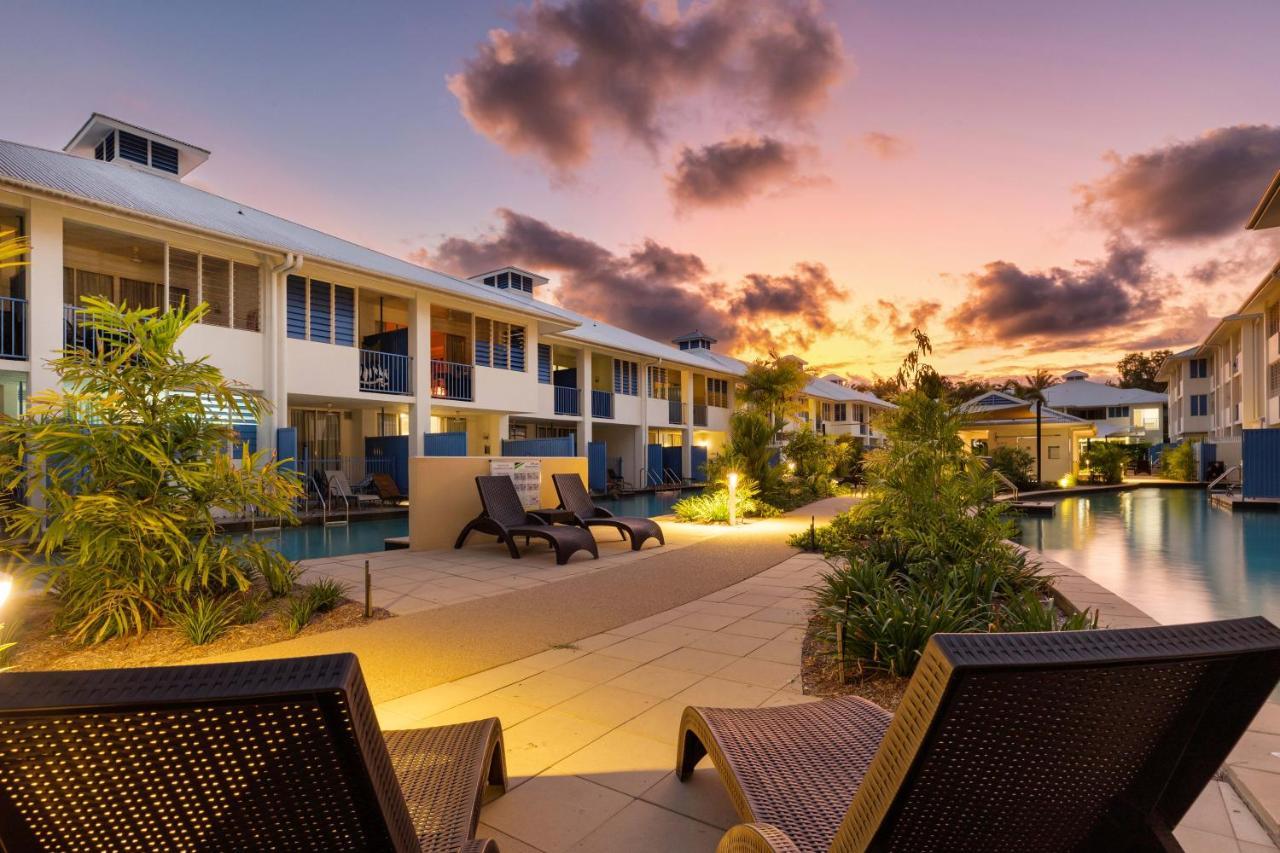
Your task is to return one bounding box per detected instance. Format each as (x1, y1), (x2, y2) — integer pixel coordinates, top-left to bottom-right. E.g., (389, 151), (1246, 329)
(206, 499), (855, 703)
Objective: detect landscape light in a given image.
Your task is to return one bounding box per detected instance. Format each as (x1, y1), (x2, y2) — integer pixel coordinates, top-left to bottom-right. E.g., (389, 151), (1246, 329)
(0, 574), (11, 609)
(727, 471), (739, 526)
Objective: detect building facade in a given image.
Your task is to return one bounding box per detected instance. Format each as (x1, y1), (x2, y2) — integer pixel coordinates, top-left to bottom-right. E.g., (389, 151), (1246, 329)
(0, 115), (891, 491)
(1040, 370), (1166, 445)
(1157, 347), (1213, 443)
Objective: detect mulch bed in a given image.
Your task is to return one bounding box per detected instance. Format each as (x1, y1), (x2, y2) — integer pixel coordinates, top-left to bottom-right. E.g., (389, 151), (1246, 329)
(801, 611), (910, 712)
(4, 596), (391, 672)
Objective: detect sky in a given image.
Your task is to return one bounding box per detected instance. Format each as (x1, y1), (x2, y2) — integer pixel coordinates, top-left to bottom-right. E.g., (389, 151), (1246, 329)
(9, 0), (1280, 383)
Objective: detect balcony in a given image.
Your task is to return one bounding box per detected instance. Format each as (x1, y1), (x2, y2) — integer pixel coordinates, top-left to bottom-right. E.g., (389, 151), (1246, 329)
(555, 386), (581, 416)
(668, 399), (684, 425)
(359, 350), (412, 396)
(431, 360), (473, 401)
(591, 389), (614, 419)
(0, 296), (25, 360)
(64, 305), (93, 351)
(693, 403), (707, 427)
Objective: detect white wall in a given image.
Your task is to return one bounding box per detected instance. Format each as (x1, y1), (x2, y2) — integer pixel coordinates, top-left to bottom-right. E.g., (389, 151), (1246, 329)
(180, 324), (265, 390)
(473, 365), (537, 413)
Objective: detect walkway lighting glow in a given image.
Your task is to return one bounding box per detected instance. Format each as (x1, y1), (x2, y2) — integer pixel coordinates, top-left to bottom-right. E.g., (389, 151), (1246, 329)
(0, 574), (11, 609)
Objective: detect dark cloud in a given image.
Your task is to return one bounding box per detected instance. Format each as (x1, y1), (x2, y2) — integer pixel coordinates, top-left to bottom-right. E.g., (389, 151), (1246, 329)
(1187, 233), (1280, 287)
(860, 131), (911, 160)
(946, 237), (1161, 346)
(1120, 302), (1217, 351)
(421, 209), (844, 352)
(871, 299), (942, 337)
(1077, 125), (1280, 243)
(448, 0), (845, 172)
(667, 136), (800, 210)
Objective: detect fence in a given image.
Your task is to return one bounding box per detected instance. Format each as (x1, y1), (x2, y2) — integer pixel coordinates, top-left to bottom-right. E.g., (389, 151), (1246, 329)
(0, 296), (25, 359)
(554, 386), (581, 416)
(359, 350), (412, 395)
(431, 360), (473, 401)
(591, 389), (614, 419)
(502, 435), (576, 457)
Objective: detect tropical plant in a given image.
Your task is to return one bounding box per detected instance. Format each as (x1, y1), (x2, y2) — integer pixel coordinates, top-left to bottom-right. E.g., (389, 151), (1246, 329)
(705, 409), (780, 496)
(281, 593), (320, 636)
(1082, 441), (1127, 485)
(0, 298), (303, 643)
(305, 578), (349, 613)
(0, 230), (30, 269)
(0, 620), (19, 670)
(672, 480), (780, 523)
(739, 356), (811, 432)
(169, 595), (239, 645)
(237, 591), (269, 625)
(1009, 368), (1060, 402)
(1116, 350), (1172, 392)
(994, 589), (1098, 632)
(989, 445), (1036, 491)
(1160, 442), (1197, 481)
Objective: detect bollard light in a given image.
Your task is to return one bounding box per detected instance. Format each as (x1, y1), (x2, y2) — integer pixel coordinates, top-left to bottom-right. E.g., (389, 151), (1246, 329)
(0, 574), (11, 610)
(727, 471), (739, 527)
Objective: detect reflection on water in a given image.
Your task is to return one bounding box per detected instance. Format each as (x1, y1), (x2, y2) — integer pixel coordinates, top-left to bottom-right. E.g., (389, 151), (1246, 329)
(1016, 488), (1280, 626)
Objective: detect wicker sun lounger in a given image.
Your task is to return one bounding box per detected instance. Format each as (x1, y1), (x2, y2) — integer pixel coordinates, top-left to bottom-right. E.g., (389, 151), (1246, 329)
(552, 472), (665, 551)
(372, 472), (406, 504)
(455, 475), (599, 565)
(0, 653), (506, 852)
(676, 617), (1280, 852)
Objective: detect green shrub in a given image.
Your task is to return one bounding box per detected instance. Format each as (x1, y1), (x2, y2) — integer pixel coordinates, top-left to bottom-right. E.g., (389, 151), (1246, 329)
(281, 594), (320, 636)
(0, 299), (303, 643)
(169, 595), (238, 646)
(673, 481), (781, 523)
(251, 543), (302, 598)
(0, 621), (19, 670)
(989, 445), (1035, 491)
(236, 592), (269, 625)
(305, 578), (349, 613)
(1161, 443), (1197, 481)
(1082, 442), (1127, 485)
(994, 589), (1098, 632)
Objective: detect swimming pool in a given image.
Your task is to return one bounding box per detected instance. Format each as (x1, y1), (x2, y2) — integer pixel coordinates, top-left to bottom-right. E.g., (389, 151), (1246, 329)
(1015, 487), (1280, 626)
(241, 488), (697, 561)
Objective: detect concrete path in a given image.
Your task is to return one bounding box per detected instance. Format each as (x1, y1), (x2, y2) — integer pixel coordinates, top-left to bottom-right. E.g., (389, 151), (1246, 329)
(206, 498), (855, 703)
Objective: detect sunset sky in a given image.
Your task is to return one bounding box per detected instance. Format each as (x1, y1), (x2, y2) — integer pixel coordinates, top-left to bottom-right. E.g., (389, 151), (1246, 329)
(11, 0), (1280, 382)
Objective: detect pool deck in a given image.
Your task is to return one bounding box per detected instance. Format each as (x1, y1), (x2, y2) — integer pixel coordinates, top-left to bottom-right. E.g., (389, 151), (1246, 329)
(1022, 543), (1280, 850)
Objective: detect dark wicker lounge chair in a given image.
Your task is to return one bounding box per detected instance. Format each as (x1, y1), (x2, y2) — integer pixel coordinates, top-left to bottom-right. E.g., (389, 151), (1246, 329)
(676, 617), (1280, 852)
(0, 653), (506, 852)
(372, 472), (406, 504)
(553, 472), (665, 551)
(455, 475), (599, 565)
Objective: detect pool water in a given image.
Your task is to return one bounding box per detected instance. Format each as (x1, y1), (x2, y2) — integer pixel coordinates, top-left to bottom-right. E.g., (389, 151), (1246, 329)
(241, 488), (697, 561)
(1015, 487), (1280, 627)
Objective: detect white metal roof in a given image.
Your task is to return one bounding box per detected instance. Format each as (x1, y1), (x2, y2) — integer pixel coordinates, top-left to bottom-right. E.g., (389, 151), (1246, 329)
(1041, 377), (1166, 407)
(0, 138), (572, 323)
(957, 391), (1087, 424)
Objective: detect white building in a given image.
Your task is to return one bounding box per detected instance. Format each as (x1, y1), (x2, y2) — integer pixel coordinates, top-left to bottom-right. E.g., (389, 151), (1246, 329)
(0, 115), (892, 491)
(1157, 347), (1212, 443)
(1040, 370), (1166, 445)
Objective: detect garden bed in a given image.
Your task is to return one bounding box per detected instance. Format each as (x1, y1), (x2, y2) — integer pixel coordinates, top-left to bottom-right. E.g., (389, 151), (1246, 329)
(800, 611), (909, 711)
(4, 595), (391, 672)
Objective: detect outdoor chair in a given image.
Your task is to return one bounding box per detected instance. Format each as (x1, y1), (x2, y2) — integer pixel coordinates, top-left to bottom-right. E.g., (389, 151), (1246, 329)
(552, 472), (665, 551)
(455, 475), (599, 565)
(0, 653), (507, 852)
(676, 617), (1280, 852)
(372, 471), (407, 504)
(327, 469), (382, 508)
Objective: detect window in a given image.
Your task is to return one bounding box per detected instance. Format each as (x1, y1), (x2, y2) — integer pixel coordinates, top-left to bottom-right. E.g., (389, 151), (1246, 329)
(1269, 303), (1280, 338)
(118, 130), (149, 166)
(1269, 361), (1280, 399)
(1107, 406), (1130, 419)
(286, 275), (306, 339)
(309, 280), (331, 341)
(231, 263), (260, 330)
(166, 249), (261, 332)
(333, 285), (354, 345)
(1190, 358), (1209, 379)
(614, 359), (639, 395)
(150, 141), (179, 175)
(482, 271), (534, 293)
(93, 134), (115, 162)
(706, 378), (729, 408)
(1047, 446), (1061, 460)
(649, 366), (673, 400)
(1191, 394), (1208, 416)
(474, 317), (525, 371)
(169, 249), (198, 312)
(538, 344), (552, 384)
(852, 404), (865, 422)
(200, 257), (231, 327)
(282, 275), (353, 344)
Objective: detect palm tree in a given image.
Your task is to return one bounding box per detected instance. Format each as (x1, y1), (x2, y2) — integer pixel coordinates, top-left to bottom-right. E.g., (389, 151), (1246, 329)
(739, 355), (812, 435)
(0, 229), (30, 269)
(1013, 368), (1060, 403)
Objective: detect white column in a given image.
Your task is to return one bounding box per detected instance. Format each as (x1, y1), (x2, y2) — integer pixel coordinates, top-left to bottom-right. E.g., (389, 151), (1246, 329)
(25, 199), (64, 396)
(578, 346), (593, 454)
(408, 294), (432, 454)
(257, 258), (279, 454)
(637, 361), (652, 485)
(680, 369), (694, 479)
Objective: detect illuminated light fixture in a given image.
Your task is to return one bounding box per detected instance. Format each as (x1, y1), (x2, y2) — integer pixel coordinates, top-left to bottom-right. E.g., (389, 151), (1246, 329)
(727, 471), (739, 527)
(0, 574), (11, 609)
(786, 460), (796, 473)
(1058, 473), (1076, 489)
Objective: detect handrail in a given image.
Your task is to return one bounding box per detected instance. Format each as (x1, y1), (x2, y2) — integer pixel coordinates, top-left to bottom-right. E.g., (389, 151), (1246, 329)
(0, 295), (26, 360)
(1207, 464), (1240, 492)
(991, 469), (1019, 501)
(359, 349), (412, 395)
(431, 360), (474, 401)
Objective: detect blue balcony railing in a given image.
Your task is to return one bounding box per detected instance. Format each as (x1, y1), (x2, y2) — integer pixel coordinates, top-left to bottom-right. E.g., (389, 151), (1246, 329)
(693, 403), (707, 427)
(359, 350), (412, 396)
(555, 386), (581, 416)
(64, 305), (94, 351)
(0, 296), (25, 360)
(431, 360), (473, 401)
(591, 389), (614, 419)
(669, 399), (685, 425)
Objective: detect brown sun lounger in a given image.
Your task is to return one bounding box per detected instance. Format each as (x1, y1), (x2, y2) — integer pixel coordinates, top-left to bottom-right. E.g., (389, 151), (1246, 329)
(676, 617), (1280, 852)
(455, 475), (599, 565)
(552, 472), (665, 551)
(0, 653), (507, 852)
(371, 471), (406, 504)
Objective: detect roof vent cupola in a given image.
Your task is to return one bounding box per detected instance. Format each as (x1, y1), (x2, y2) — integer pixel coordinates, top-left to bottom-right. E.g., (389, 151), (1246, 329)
(64, 114), (209, 180)
(1062, 370), (1089, 381)
(467, 266), (548, 299)
(672, 331), (717, 351)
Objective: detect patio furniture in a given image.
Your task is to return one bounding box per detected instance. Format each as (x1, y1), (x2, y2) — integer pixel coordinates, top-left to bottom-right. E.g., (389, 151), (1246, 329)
(372, 472), (406, 504)
(0, 653), (507, 852)
(675, 617), (1280, 852)
(455, 475), (599, 565)
(327, 469), (382, 508)
(552, 472), (665, 551)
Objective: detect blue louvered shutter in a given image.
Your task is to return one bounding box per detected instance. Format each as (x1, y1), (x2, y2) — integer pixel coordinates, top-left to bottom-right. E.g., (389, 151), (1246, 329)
(613, 360), (622, 393)
(286, 275), (306, 339)
(334, 285), (354, 346)
(510, 325), (526, 371)
(538, 344), (551, 383)
(475, 318), (491, 367)
(309, 280), (330, 342)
